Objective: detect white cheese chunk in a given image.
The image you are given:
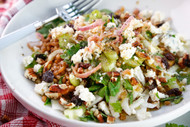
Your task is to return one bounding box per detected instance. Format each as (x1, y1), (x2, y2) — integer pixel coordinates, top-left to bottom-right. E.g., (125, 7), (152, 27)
(33, 64), (42, 73)
(145, 70), (156, 78)
(23, 56), (33, 67)
(149, 88), (168, 101)
(34, 81), (49, 95)
(119, 43), (137, 60)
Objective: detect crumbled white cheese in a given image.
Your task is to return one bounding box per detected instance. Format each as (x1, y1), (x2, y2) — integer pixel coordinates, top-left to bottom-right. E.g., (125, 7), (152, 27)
(74, 85), (96, 105)
(139, 10), (153, 20)
(88, 41), (102, 59)
(33, 64), (42, 73)
(50, 25), (74, 39)
(74, 16), (85, 29)
(23, 56), (33, 67)
(119, 43), (137, 60)
(98, 101), (110, 115)
(134, 56), (139, 61)
(149, 88), (168, 101)
(115, 67), (123, 72)
(34, 81), (50, 95)
(148, 22), (161, 34)
(51, 99), (64, 111)
(160, 22), (170, 33)
(123, 19), (143, 43)
(161, 34), (185, 53)
(147, 57), (155, 65)
(182, 78), (187, 84)
(145, 70), (156, 78)
(151, 11), (165, 25)
(71, 49), (92, 64)
(106, 22), (116, 29)
(134, 66), (145, 85)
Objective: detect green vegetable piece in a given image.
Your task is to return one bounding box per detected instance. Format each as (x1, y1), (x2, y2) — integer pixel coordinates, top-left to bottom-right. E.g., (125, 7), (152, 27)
(123, 79), (133, 90)
(25, 60), (37, 69)
(166, 123), (187, 127)
(160, 96), (182, 102)
(89, 84), (103, 92)
(162, 77), (179, 89)
(156, 92), (160, 99)
(145, 30), (153, 40)
(100, 9), (113, 14)
(64, 107), (85, 120)
(98, 86), (107, 97)
(69, 74), (80, 86)
(44, 98), (51, 105)
(89, 10), (102, 22)
(173, 96), (183, 104)
(108, 82), (117, 96)
(105, 86), (110, 103)
(110, 101), (122, 113)
(37, 66), (43, 75)
(58, 76), (64, 84)
(37, 18), (64, 38)
(79, 41), (88, 49)
(58, 33), (74, 49)
(101, 54), (116, 72)
(124, 57), (144, 68)
(156, 65), (162, 70)
(128, 92), (133, 104)
(175, 73), (190, 85)
(103, 49), (118, 61)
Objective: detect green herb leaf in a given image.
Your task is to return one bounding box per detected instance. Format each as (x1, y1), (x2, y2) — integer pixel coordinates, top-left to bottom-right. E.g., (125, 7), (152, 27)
(110, 101), (122, 113)
(80, 111), (98, 122)
(156, 65), (162, 70)
(111, 15), (115, 23)
(100, 9), (113, 15)
(44, 98), (51, 105)
(108, 82), (116, 96)
(80, 41), (88, 49)
(25, 60), (37, 69)
(166, 123), (187, 127)
(123, 79), (133, 90)
(128, 92), (133, 104)
(156, 92), (160, 99)
(173, 96), (183, 104)
(146, 30), (153, 40)
(37, 18), (64, 38)
(175, 73), (190, 85)
(162, 77), (177, 88)
(105, 86), (110, 103)
(58, 76), (64, 84)
(37, 66), (43, 75)
(89, 84), (103, 92)
(98, 86), (107, 97)
(160, 96), (182, 102)
(155, 53), (164, 57)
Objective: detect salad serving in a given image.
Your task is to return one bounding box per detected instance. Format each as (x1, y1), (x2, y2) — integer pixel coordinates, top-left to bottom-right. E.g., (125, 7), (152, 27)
(23, 7), (190, 123)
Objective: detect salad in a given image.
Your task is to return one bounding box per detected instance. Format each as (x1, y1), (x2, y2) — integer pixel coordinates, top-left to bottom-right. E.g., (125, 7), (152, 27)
(23, 7), (190, 123)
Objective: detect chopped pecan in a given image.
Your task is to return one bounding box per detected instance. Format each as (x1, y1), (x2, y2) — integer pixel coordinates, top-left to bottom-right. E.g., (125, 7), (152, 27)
(131, 77), (139, 86)
(97, 114), (104, 123)
(119, 110), (127, 120)
(42, 95), (47, 102)
(178, 54), (190, 68)
(45, 92), (61, 99)
(107, 116), (115, 124)
(24, 68), (38, 82)
(107, 71), (120, 77)
(158, 77), (167, 83)
(49, 85), (69, 95)
(78, 63), (91, 69)
(136, 51), (149, 59)
(133, 8), (140, 17)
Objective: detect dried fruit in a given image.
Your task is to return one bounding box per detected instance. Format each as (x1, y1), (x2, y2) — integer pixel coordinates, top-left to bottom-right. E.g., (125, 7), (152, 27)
(42, 70), (54, 83)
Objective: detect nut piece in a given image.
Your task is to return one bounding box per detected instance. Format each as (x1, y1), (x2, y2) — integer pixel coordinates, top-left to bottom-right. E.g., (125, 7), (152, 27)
(119, 110), (127, 120)
(24, 68), (38, 82)
(45, 92), (61, 99)
(42, 95), (47, 102)
(107, 116), (115, 124)
(97, 114), (104, 123)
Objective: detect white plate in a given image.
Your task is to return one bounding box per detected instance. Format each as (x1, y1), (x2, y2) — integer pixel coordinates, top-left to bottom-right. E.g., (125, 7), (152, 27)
(1, 0), (190, 126)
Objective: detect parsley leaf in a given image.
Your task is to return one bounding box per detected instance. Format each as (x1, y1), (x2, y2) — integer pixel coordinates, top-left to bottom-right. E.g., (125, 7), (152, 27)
(80, 111), (98, 122)
(162, 77), (177, 88)
(175, 73), (190, 85)
(123, 79), (133, 90)
(146, 30), (153, 40)
(89, 84), (103, 92)
(129, 92), (133, 104)
(25, 60), (37, 69)
(173, 96), (183, 104)
(58, 76), (64, 84)
(166, 123), (187, 127)
(79, 41), (88, 49)
(110, 101), (122, 113)
(160, 96), (182, 102)
(60, 44), (80, 66)
(44, 98), (51, 105)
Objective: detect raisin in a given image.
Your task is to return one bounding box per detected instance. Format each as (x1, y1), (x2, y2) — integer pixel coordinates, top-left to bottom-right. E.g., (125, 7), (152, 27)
(78, 63), (91, 69)
(167, 88), (182, 96)
(147, 80), (157, 90)
(183, 54), (190, 67)
(70, 96), (83, 106)
(35, 54), (47, 60)
(164, 53), (175, 61)
(161, 57), (170, 69)
(42, 70), (54, 83)
(114, 15), (120, 19)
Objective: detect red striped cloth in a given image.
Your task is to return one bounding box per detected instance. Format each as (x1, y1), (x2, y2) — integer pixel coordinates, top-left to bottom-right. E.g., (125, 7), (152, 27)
(0, 0), (62, 126)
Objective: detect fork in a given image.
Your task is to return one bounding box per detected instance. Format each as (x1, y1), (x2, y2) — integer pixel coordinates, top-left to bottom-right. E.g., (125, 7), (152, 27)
(0, 0), (101, 50)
